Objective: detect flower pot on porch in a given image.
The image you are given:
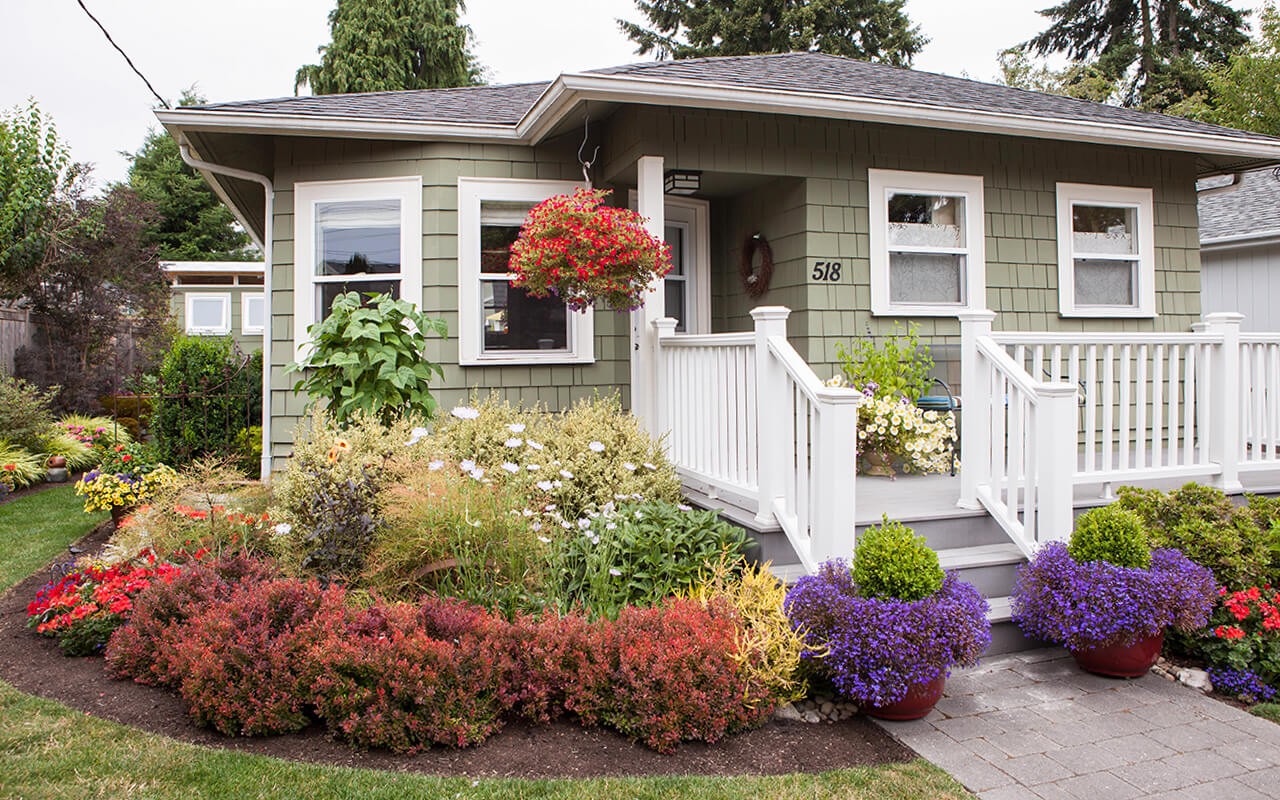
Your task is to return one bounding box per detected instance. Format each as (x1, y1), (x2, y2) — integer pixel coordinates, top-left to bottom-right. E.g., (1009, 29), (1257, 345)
(864, 674), (946, 721)
(1070, 631), (1165, 678)
(862, 450), (897, 478)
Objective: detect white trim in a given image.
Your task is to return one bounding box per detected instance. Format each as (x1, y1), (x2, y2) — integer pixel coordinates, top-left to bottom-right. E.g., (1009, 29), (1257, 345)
(241, 293), (266, 336)
(868, 169), (986, 317)
(626, 192), (711, 334)
(1201, 230), (1280, 251)
(292, 176), (423, 360)
(157, 72), (1280, 165)
(184, 292), (232, 335)
(1055, 183), (1157, 318)
(456, 176), (593, 366)
(162, 261), (264, 275)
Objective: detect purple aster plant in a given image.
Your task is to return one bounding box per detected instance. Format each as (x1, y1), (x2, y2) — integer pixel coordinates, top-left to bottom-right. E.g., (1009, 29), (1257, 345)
(1011, 542), (1216, 651)
(1208, 667), (1277, 703)
(784, 561), (990, 707)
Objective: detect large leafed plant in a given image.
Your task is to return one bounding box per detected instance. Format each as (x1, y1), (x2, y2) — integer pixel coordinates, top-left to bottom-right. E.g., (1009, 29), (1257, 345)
(289, 292), (448, 425)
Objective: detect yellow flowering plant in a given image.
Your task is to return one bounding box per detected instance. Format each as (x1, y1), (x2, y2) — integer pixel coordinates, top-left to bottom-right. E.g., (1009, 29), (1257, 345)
(76, 443), (177, 513)
(826, 376), (955, 476)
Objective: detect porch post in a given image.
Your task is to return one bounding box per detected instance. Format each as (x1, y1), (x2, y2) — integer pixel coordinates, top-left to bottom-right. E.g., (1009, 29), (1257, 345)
(751, 306), (791, 527)
(632, 155), (666, 436)
(1035, 383), (1080, 543)
(957, 310), (996, 509)
(1203, 312), (1244, 493)
(651, 317), (678, 441)
(812, 388), (860, 563)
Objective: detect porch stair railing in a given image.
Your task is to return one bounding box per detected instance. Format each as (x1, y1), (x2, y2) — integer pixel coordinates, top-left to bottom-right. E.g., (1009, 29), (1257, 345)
(653, 307), (861, 572)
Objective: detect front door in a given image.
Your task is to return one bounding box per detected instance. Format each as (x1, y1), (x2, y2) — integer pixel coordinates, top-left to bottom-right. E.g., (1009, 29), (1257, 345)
(651, 195), (710, 334)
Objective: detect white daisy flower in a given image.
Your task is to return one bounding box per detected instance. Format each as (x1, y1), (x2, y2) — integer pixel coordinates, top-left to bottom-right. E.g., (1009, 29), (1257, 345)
(605, 522), (617, 531)
(507, 423), (526, 433)
(532, 522), (542, 532)
(522, 509), (534, 518)
(591, 535), (600, 544)
(404, 426), (429, 446)
(273, 522), (292, 536)
(460, 459), (477, 472)
(678, 504), (693, 512)
(559, 469), (573, 479)
(527, 440), (544, 451)
(536, 480), (553, 492)
(623, 462), (637, 472)
(588, 441), (605, 453)
(561, 520), (572, 529)
(577, 518), (591, 530)
(501, 462), (520, 474)
(451, 406), (480, 420)
(469, 467), (485, 480)
(427, 459), (444, 471)
(526, 464), (540, 471)
(609, 568), (622, 577)
(505, 437), (523, 448)
(642, 462), (657, 471)
(537, 536), (551, 544)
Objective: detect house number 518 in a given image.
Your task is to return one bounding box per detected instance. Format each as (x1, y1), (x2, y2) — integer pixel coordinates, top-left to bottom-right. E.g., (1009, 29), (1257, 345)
(811, 261), (843, 282)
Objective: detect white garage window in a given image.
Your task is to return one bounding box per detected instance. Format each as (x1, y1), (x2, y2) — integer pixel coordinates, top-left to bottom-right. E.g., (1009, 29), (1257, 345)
(869, 169), (986, 316)
(457, 177), (594, 366)
(1056, 183), (1156, 317)
(185, 293), (231, 335)
(242, 293), (265, 335)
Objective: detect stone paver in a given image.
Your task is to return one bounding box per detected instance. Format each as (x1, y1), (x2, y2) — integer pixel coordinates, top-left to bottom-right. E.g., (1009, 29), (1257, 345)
(875, 648), (1280, 799)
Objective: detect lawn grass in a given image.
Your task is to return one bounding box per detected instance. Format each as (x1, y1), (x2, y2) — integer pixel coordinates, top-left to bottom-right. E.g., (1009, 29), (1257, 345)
(1251, 703), (1280, 724)
(0, 483), (970, 800)
(0, 484), (106, 590)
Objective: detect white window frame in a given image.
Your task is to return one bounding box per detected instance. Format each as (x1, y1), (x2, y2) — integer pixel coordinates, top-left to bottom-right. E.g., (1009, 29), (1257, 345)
(1056, 183), (1157, 318)
(241, 293), (266, 336)
(868, 169), (986, 317)
(293, 176), (423, 359)
(457, 177), (594, 366)
(626, 191), (711, 334)
(184, 292), (232, 335)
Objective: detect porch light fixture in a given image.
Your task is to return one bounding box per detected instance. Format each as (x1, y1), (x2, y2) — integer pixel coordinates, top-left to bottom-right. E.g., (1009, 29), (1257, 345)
(664, 169), (702, 195)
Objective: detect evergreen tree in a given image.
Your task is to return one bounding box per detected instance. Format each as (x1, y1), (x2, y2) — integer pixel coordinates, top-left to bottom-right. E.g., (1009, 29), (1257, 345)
(296, 0), (481, 95)
(619, 0), (926, 67)
(125, 92), (254, 262)
(1021, 0), (1250, 111)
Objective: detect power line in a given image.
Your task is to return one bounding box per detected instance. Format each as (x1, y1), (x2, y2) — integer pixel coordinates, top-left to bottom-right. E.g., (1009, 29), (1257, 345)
(74, 0), (170, 109)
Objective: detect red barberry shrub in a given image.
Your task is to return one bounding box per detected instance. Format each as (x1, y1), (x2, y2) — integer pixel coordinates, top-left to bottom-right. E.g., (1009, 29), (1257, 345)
(172, 576), (345, 736)
(308, 602), (503, 753)
(489, 611), (613, 724)
(105, 555), (277, 686)
(603, 598), (756, 753)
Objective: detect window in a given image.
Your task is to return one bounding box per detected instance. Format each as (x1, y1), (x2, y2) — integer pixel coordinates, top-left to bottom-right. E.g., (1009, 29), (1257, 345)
(626, 192), (710, 334)
(293, 177), (422, 357)
(242, 293), (266, 335)
(457, 177), (594, 365)
(185, 293), (231, 335)
(869, 169), (986, 316)
(1056, 183), (1156, 317)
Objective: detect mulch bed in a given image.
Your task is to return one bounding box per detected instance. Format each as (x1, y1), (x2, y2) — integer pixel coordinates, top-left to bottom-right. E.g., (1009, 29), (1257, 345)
(0, 524), (913, 779)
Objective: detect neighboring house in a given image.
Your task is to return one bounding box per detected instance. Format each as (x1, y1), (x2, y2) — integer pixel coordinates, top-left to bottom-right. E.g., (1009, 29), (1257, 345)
(1199, 168), (1280, 331)
(158, 54), (1280, 623)
(163, 261), (266, 352)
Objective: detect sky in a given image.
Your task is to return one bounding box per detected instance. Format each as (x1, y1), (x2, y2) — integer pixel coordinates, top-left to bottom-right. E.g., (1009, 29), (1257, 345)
(2, 0), (1271, 187)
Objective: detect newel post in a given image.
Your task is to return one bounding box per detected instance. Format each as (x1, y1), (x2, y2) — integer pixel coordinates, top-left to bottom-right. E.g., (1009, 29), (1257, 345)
(812, 388), (860, 565)
(1203, 312), (1244, 493)
(651, 317), (678, 442)
(1035, 382), (1079, 543)
(957, 310), (996, 510)
(751, 306), (790, 527)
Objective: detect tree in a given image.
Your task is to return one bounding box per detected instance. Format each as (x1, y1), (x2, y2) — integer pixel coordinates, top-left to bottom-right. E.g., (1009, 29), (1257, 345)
(15, 184), (172, 412)
(1021, 0), (1250, 110)
(125, 91), (255, 262)
(618, 0), (927, 66)
(1178, 4), (1280, 134)
(0, 101), (72, 298)
(296, 0), (481, 95)
(996, 47), (1124, 104)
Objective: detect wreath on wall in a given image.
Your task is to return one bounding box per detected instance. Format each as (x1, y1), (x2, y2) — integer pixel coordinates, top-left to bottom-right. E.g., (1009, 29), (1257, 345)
(739, 233), (774, 299)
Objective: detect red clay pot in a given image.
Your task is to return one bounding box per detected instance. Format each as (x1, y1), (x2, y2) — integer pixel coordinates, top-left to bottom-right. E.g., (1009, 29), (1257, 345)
(865, 675), (946, 721)
(1070, 631), (1165, 678)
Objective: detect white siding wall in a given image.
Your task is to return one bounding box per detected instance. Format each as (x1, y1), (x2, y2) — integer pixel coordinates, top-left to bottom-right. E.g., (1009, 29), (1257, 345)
(1202, 242), (1280, 332)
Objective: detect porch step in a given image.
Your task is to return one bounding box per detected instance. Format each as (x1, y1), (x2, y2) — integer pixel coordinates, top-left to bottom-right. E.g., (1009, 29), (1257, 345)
(987, 595), (1012, 623)
(936, 543), (1026, 571)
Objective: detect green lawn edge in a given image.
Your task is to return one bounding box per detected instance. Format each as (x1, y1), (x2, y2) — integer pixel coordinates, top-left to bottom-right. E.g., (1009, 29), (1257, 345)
(0, 485), (970, 800)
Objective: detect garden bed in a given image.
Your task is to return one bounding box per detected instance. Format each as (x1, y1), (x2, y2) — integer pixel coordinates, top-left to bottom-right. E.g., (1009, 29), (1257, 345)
(0, 524), (913, 779)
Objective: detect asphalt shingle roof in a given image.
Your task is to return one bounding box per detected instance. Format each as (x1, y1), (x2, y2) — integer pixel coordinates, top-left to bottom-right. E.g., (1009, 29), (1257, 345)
(192, 52), (1280, 149)
(1199, 167), (1280, 240)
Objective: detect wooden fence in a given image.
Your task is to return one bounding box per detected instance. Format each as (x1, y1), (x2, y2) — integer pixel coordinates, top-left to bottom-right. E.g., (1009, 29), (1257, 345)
(0, 304), (32, 375)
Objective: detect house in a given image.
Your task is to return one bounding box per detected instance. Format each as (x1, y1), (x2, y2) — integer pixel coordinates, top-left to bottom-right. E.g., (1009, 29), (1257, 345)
(162, 261), (266, 352)
(157, 53), (1280, 648)
(1199, 167), (1280, 331)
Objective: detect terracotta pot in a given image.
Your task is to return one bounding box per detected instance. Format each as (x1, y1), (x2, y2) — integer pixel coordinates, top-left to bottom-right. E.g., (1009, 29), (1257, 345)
(865, 674), (946, 721)
(47, 455), (66, 469)
(862, 450), (897, 478)
(1070, 631), (1165, 678)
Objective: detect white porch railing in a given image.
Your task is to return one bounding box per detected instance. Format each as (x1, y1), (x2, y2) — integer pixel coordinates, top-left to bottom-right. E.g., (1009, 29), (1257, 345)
(1240, 333), (1280, 471)
(653, 307), (861, 572)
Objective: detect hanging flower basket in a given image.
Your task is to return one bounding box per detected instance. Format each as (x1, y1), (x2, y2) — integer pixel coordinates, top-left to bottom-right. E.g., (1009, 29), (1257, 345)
(508, 188), (673, 313)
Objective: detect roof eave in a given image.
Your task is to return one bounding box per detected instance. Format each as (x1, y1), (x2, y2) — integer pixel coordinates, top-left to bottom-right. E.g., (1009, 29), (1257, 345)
(155, 107), (523, 143)
(1201, 230), (1280, 250)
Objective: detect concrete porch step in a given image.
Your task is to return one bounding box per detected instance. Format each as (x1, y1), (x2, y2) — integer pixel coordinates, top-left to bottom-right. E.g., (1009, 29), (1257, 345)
(936, 542), (1026, 571)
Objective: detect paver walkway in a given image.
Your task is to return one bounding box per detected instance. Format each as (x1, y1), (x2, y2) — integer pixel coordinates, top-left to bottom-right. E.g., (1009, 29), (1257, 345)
(875, 648), (1280, 799)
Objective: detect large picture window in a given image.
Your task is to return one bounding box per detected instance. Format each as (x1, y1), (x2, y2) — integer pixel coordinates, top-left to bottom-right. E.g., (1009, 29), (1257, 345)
(869, 170), (986, 316)
(1056, 183), (1156, 317)
(293, 177), (422, 357)
(457, 178), (594, 366)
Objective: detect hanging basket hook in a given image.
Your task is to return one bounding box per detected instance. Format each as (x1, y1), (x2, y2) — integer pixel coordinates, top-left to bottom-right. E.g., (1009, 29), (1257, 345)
(577, 107), (600, 189)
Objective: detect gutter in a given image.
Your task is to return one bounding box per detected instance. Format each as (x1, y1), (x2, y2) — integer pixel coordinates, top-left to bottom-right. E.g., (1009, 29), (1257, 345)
(1201, 229), (1280, 251)
(176, 141), (276, 483)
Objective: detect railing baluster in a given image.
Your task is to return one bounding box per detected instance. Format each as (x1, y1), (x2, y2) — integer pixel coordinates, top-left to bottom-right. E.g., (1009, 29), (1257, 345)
(1085, 345), (1097, 474)
(1136, 344), (1147, 469)
(1152, 344), (1164, 469)
(1167, 345), (1180, 466)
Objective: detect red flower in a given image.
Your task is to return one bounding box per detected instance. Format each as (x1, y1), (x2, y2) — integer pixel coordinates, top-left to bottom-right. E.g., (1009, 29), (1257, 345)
(2, 464), (14, 472)
(1215, 625), (1246, 640)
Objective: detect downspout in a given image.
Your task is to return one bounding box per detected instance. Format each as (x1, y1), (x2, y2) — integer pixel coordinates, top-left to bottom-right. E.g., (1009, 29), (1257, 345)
(177, 141), (276, 482)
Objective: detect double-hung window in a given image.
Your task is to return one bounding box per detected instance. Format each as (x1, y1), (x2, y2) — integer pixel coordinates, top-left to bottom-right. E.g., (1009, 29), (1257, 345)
(1056, 183), (1156, 317)
(457, 177), (594, 365)
(293, 176), (423, 357)
(869, 169), (986, 316)
(185, 292), (231, 335)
